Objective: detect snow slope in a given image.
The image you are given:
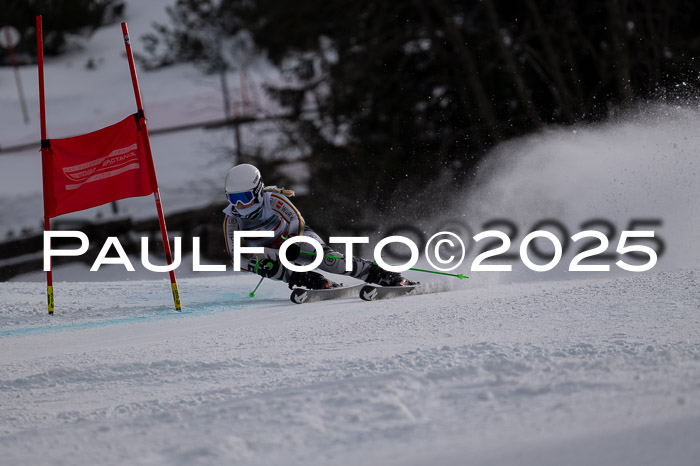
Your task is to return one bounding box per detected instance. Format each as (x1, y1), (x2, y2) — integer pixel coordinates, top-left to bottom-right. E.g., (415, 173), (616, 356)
(2, 1), (699, 464)
(1, 269), (699, 465)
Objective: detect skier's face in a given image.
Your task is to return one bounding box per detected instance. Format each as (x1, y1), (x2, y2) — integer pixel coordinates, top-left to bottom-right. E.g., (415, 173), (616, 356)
(234, 201), (263, 218)
(228, 188), (263, 217)
(227, 178), (264, 216)
(227, 192), (258, 211)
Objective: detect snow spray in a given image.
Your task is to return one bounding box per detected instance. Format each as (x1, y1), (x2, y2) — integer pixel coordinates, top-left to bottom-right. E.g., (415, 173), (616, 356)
(448, 103), (700, 282)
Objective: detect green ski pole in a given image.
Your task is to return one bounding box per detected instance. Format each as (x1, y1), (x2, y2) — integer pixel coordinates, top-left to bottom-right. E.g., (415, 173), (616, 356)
(249, 276), (264, 297)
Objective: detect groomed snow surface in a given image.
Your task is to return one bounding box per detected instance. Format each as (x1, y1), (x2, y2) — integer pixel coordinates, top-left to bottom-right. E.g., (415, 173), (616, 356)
(2, 0), (700, 464)
(1, 268), (699, 466)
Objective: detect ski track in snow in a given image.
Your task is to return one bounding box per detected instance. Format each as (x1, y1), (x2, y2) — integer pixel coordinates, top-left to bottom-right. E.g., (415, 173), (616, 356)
(1, 269), (699, 465)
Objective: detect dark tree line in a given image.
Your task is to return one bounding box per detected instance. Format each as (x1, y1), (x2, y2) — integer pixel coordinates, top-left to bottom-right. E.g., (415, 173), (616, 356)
(142, 1), (700, 227)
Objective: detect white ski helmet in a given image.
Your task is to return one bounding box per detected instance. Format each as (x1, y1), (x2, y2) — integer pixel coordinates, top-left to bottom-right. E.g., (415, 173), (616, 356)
(225, 164), (264, 216)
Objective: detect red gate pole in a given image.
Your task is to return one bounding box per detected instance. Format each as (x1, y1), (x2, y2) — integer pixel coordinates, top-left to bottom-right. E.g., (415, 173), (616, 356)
(36, 16), (54, 315)
(120, 22), (181, 311)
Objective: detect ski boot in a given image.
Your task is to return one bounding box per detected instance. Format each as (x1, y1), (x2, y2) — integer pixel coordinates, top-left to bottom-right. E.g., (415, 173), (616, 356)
(288, 271), (341, 290)
(365, 264), (418, 286)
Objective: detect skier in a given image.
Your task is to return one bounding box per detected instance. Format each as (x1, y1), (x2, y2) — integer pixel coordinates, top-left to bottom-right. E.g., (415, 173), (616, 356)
(223, 164), (416, 290)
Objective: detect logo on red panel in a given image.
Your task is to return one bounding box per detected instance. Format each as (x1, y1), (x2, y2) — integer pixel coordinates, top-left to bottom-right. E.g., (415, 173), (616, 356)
(63, 144), (140, 190)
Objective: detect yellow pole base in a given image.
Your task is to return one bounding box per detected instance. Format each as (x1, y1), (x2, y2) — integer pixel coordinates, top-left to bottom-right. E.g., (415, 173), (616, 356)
(171, 282), (181, 311)
(47, 285), (54, 315)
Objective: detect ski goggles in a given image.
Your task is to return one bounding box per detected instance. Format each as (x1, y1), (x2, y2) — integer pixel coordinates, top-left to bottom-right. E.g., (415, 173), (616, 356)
(226, 190), (257, 205)
(226, 181), (263, 206)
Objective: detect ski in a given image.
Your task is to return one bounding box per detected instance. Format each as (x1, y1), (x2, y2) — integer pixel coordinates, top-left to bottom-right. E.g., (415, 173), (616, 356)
(290, 284), (365, 304)
(359, 284), (419, 301)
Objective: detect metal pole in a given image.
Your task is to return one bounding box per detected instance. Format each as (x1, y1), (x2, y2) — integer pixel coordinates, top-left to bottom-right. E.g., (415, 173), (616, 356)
(3, 26), (29, 124)
(215, 34), (243, 163)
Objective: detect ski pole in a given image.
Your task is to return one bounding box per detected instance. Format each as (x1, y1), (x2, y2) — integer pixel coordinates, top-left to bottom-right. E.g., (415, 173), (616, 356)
(401, 267), (468, 279)
(299, 251), (344, 260)
(249, 259), (267, 297)
(249, 276), (264, 297)
(300, 251), (468, 279)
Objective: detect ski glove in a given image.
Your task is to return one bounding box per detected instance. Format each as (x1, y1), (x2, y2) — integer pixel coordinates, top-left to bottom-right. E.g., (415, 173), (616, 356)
(251, 258), (280, 279)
